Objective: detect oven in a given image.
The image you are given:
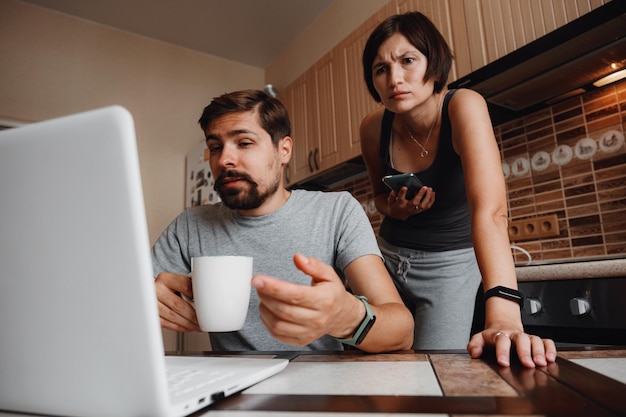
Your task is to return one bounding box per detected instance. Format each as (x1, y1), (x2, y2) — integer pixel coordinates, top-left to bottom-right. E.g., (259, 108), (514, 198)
(518, 277), (626, 346)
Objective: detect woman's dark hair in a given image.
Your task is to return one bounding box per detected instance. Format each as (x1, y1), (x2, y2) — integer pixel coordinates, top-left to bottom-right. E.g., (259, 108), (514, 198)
(198, 89), (291, 145)
(362, 12), (453, 102)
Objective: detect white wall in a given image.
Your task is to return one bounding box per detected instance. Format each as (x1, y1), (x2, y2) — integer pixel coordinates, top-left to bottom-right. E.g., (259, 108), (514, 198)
(0, 0), (265, 244)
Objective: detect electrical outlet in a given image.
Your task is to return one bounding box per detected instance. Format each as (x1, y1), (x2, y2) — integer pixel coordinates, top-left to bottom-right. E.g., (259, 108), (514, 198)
(508, 214), (560, 241)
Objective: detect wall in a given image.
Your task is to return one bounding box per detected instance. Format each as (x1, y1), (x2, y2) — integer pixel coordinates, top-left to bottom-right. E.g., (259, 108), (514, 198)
(499, 79), (626, 263)
(0, 0), (265, 244)
(334, 79), (626, 265)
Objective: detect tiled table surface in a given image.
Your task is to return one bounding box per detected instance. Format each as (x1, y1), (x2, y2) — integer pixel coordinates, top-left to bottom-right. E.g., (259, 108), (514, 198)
(1, 348), (623, 416)
(199, 348), (626, 416)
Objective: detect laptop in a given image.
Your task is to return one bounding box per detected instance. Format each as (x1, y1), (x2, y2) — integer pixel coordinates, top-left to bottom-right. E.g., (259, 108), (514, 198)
(0, 106), (288, 417)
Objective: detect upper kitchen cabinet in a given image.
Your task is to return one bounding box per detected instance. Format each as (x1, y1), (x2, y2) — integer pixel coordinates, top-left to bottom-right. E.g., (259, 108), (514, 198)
(277, 84), (296, 185)
(334, 15), (384, 163)
(313, 52), (341, 175)
(282, 53), (343, 185)
(397, 0), (473, 82)
(461, 0), (610, 72)
(280, 70), (313, 185)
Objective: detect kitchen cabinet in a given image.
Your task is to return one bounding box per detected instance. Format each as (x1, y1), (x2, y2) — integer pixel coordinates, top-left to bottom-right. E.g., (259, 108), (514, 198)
(281, 59), (340, 185)
(461, 0), (609, 71)
(333, 17), (381, 164)
(277, 82), (295, 185)
(400, 0), (472, 81)
(313, 52), (341, 174)
(281, 71), (311, 184)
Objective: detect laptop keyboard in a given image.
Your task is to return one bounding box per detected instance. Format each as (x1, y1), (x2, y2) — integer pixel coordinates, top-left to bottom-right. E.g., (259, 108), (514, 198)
(167, 367), (236, 397)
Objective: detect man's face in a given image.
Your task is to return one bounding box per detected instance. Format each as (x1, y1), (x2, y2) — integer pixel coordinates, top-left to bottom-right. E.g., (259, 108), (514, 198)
(205, 110), (289, 211)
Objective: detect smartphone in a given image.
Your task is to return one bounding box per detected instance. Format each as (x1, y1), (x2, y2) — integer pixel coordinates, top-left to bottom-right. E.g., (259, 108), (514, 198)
(382, 173), (424, 200)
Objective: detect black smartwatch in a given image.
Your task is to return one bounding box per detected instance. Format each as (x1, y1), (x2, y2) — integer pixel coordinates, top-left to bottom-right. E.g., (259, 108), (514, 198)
(337, 295), (376, 346)
(484, 286), (524, 309)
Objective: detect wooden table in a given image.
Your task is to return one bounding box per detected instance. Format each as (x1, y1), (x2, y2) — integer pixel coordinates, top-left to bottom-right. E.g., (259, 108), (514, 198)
(183, 347), (626, 416)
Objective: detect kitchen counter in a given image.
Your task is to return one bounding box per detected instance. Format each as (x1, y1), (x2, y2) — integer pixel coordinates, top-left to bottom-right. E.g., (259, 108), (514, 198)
(516, 257), (626, 281)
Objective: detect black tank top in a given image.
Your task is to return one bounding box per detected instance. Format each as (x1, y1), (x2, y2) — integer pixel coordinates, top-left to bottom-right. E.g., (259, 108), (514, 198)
(378, 89), (473, 251)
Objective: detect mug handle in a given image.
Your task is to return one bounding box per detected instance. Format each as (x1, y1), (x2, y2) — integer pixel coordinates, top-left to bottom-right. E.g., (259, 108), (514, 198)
(181, 292), (195, 308)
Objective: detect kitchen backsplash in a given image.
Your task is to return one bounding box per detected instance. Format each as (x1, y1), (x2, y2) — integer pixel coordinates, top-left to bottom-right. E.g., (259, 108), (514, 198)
(332, 79), (626, 264)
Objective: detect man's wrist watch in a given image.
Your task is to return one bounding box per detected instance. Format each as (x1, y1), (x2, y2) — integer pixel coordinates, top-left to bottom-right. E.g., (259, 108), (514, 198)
(337, 295), (376, 346)
(484, 286), (524, 309)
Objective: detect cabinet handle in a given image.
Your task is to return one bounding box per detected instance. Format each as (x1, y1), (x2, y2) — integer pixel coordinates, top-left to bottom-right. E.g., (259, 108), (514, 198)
(313, 148), (320, 171)
(308, 150), (314, 172)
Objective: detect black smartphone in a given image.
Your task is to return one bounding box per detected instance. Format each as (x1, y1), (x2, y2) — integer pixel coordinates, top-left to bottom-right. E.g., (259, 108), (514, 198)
(382, 173), (424, 200)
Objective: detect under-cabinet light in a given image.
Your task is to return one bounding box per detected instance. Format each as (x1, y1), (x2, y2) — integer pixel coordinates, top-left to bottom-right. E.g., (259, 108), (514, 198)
(593, 68), (626, 87)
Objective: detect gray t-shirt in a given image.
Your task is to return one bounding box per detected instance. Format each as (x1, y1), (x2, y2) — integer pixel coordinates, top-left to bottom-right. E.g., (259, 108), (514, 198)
(152, 189), (381, 351)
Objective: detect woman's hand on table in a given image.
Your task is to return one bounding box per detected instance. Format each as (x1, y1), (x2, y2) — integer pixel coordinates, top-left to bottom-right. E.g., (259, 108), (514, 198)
(467, 326), (557, 368)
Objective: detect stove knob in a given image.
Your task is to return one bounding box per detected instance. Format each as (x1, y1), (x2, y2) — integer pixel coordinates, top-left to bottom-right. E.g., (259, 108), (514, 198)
(527, 298), (543, 315)
(569, 297), (591, 316)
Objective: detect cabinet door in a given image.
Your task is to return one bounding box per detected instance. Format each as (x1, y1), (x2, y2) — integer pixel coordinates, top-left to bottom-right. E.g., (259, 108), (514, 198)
(277, 86), (295, 186)
(332, 44), (355, 161)
(340, 18), (382, 160)
(289, 72), (312, 183)
(313, 52), (340, 171)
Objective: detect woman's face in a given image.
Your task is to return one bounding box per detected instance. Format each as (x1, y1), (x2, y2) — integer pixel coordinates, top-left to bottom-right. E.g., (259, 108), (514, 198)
(371, 33), (434, 113)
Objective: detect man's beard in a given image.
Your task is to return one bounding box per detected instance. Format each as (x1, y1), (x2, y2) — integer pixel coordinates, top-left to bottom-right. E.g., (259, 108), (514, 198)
(214, 170), (280, 210)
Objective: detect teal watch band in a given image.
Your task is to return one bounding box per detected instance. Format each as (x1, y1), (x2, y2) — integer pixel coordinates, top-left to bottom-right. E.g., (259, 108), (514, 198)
(337, 295), (376, 346)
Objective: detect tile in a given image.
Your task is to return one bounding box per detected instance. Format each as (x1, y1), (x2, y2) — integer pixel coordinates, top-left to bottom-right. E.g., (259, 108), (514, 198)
(572, 245), (606, 257)
(202, 412), (446, 417)
(563, 183), (596, 198)
(571, 236), (603, 247)
(533, 179), (562, 193)
(552, 96), (582, 115)
(534, 189), (563, 203)
(527, 126), (554, 142)
(554, 106), (583, 124)
(570, 358), (626, 385)
(428, 354), (518, 397)
(594, 164), (626, 181)
(555, 125), (586, 144)
(565, 193), (597, 207)
(593, 153), (626, 170)
(568, 214), (600, 228)
(510, 205), (539, 218)
(535, 199), (565, 213)
(539, 239), (571, 250)
(243, 362), (443, 396)
(605, 231), (626, 244)
(566, 203), (600, 218)
(292, 353), (427, 362)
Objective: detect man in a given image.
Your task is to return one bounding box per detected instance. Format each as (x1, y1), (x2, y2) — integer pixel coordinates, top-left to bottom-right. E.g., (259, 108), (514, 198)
(153, 90), (413, 352)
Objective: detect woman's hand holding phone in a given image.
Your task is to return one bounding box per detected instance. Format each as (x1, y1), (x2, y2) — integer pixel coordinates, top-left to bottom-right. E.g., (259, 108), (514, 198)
(382, 173), (435, 220)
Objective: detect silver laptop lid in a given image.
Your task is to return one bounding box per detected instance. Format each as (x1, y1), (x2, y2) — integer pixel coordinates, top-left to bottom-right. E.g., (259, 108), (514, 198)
(0, 106), (171, 416)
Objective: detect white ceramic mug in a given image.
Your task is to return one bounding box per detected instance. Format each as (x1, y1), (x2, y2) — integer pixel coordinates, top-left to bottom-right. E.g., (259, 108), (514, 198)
(188, 256), (253, 332)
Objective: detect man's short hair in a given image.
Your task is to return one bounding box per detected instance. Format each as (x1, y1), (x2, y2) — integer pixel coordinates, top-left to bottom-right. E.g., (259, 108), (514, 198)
(199, 89), (291, 146)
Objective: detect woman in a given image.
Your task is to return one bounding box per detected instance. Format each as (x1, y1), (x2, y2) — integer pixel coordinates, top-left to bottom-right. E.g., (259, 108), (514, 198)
(360, 11), (556, 368)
